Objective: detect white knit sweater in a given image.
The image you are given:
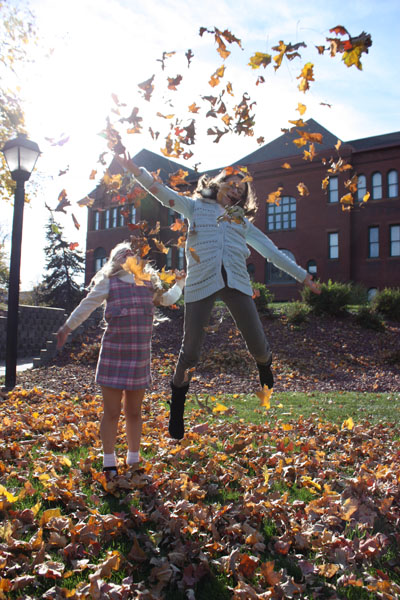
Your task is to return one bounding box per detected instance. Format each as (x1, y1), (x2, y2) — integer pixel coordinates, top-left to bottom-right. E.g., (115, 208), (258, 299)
(135, 168), (307, 303)
(66, 272), (184, 331)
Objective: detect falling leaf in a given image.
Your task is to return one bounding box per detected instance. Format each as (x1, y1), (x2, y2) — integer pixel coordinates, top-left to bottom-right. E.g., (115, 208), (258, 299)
(123, 256), (152, 285)
(185, 48), (194, 67)
(297, 62), (315, 92)
(156, 50), (176, 70)
(138, 74), (155, 101)
(55, 190), (71, 213)
(189, 247), (200, 263)
(89, 170), (97, 180)
(297, 182), (310, 196)
(71, 214), (80, 230)
(69, 242), (79, 251)
(153, 239), (169, 254)
(209, 65), (225, 87)
(256, 386), (273, 409)
(296, 102), (307, 115)
(248, 52), (271, 69)
(167, 74), (183, 90)
(266, 187), (283, 205)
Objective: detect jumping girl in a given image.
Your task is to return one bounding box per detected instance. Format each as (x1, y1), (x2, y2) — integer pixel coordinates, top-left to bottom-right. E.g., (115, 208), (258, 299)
(56, 241), (185, 476)
(117, 157), (320, 440)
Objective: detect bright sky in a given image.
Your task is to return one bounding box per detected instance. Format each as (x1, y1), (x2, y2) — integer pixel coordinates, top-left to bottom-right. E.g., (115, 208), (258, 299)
(3, 0), (400, 290)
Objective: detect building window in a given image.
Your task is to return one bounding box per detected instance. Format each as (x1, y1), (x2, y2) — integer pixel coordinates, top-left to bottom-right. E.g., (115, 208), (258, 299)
(328, 232), (339, 259)
(328, 176), (338, 203)
(372, 172), (382, 200)
(266, 249), (296, 284)
(368, 226), (379, 258)
(247, 263), (255, 280)
(306, 260), (317, 275)
(130, 205), (136, 223)
(390, 225), (400, 257)
(94, 211), (101, 231)
(119, 207), (125, 227)
(94, 247), (107, 272)
(166, 248), (172, 269)
(104, 209), (111, 229)
(357, 174), (367, 201)
(388, 170), (398, 198)
(178, 247), (185, 270)
(112, 207), (118, 228)
(267, 196), (296, 231)
(168, 208), (176, 226)
(368, 288), (378, 302)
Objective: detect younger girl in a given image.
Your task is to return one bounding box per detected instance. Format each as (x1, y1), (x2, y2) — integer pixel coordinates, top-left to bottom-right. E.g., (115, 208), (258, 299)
(56, 241), (185, 476)
(117, 157), (320, 440)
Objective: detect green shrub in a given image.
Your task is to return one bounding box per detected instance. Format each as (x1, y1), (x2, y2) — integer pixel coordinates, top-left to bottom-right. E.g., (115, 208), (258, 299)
(285, 301), (310, 325)
(301, 279), (352, 316)
(372, 288), (400, 321)
(355, 306), (385, 331)
(252, 281), (274, 313)
(348, 282), (369, 305)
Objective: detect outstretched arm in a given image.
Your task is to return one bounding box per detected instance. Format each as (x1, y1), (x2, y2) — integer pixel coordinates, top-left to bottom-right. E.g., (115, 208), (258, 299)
(116, 155), (195, 219)
(56, 278), (109, 349)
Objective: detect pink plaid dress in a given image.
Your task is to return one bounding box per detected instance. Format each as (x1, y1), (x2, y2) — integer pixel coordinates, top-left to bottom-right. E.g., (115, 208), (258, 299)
(95, 277), (154, 390)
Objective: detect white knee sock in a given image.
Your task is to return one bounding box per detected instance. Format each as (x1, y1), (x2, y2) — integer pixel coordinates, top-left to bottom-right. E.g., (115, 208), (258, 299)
(126, 451), (140, 465)
(103, 453), (117, 468)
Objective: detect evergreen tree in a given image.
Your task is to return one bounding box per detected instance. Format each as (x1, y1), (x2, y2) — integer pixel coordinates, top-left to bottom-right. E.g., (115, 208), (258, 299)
(41, 217), (85, 312)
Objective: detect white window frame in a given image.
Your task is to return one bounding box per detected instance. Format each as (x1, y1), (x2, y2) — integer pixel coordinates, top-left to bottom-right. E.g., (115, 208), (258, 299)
(368, 226), (379, 258)
(329, 232), (339, 259)
(388, 170), (398, 198)
(328, 176), (339, 203)
(372, 172), (382, 200)
(390, 225), (400, 257)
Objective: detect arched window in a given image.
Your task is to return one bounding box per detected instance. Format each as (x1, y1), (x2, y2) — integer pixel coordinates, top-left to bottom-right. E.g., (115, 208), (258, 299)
(388, 170), (398, 198)
(371, 172), (382, 200)
(306, 260), (317, 275)
(357, 174), (367, 202)
(265, 249), (296, 284)
(94, 247), (107, 273)
(367, 288), (378, 302)
(93, 211), (101, 231)
(247, 263), (255, 280)
(267, 196), (296, 231)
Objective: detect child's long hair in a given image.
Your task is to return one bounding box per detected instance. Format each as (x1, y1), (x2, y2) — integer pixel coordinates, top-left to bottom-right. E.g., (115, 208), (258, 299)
(89, 241), (161, 291)
(193, 168), (258, 222)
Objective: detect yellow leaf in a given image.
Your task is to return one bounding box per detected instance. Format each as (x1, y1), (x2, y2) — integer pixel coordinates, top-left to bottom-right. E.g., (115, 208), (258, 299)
(281, 162), (291, 169)
(342, 417), (354, 430)
(363, 191), (370, 203)
(123, 256), (152, 285)
(248, 52), (272, 69)
(40, 508), (62, 526)
(0, 484), (18, 503)
(32, 412), (39, 418)
(212, 403), (229, 413)
(282, 423), (293, 431)
(256, 386), (273, 409)
(296, 102), (307, 115)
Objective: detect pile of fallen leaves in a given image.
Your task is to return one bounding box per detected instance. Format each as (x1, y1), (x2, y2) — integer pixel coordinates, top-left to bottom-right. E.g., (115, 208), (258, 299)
(1, 386), (400, 599)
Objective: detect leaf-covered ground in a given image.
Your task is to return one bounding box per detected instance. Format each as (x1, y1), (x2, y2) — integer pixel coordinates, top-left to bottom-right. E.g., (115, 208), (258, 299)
(15, 305), (400, 396)
(1, 308), (400, 598)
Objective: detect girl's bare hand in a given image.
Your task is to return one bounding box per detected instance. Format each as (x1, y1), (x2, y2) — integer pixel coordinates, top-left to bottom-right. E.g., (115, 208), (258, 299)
(303, 273), (321, 295)
(56, 324), (72, 349)
(174, 270), (186, 280)
(114, 155), (141, 177)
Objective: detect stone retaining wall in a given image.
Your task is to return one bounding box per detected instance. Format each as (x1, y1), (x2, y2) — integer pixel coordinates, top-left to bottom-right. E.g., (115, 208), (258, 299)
(0, 305), (68, 359)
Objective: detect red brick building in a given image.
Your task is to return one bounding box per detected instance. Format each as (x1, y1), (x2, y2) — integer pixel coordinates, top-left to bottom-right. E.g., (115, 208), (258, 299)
(84, 120), (400, 300)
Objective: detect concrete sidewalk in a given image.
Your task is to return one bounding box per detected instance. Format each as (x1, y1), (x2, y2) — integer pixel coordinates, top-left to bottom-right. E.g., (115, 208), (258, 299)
(0, 358), (35, 378)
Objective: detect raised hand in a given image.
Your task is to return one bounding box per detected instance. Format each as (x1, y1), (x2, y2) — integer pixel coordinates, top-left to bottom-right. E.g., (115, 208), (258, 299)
(303, 273), (321, 295)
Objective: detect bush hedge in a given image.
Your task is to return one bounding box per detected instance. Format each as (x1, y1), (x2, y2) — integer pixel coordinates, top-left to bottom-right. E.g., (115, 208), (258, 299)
(372, 288), (400, 321)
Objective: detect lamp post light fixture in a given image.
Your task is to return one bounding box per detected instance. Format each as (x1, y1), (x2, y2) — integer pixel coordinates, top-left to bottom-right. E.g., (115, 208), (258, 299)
(2, 133), (40, 390)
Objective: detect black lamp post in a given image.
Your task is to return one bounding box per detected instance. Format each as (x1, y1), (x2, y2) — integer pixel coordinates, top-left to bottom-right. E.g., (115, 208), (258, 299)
(2, 133), (40, 390)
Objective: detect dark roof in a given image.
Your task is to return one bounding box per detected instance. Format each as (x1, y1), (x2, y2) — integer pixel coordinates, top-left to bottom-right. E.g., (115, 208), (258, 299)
(346, 131), (400, 151)
(131, 148), (198, 182)
(233, 119), (341, 165)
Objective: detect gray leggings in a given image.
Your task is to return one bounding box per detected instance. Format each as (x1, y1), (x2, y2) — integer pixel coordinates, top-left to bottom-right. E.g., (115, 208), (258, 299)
(172, 285), (272, 387)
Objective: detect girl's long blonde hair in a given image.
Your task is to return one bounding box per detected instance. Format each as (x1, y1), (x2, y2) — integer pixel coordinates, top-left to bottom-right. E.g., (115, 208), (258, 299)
(89, 241), (162, 291)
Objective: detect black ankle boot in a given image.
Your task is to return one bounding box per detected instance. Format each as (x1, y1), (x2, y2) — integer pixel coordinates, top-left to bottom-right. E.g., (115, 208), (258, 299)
(257, 362), (274, 389)
(168, 382), (189, 440)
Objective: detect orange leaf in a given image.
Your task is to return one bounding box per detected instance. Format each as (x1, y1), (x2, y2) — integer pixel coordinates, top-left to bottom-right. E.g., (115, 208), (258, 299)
(256, 385), (273, 409)
(297, 182), (309, 196)
(189, 247), (200, 263)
